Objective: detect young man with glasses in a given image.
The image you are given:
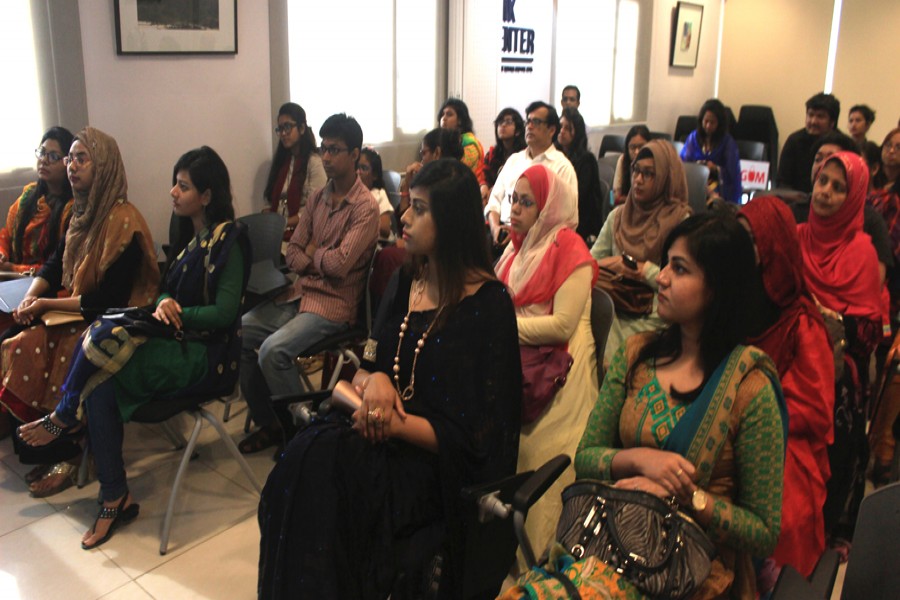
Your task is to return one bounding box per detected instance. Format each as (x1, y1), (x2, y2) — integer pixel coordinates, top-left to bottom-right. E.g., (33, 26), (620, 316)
(239, 113), (379, 455)
(485, 101), (577, 247)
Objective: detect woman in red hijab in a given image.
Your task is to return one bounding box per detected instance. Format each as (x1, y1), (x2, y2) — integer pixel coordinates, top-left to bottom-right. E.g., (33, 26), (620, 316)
(798, 151), (882, 559)
(740, 196), (834, 579)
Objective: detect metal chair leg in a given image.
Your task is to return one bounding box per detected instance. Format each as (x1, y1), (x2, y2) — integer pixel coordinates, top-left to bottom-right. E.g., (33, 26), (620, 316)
(200, 406), (262, 493)
(158, 413), (203, 555)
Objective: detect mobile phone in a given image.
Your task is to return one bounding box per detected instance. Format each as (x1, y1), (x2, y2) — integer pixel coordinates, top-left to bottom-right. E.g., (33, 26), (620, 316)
(622, 253), (637, 270)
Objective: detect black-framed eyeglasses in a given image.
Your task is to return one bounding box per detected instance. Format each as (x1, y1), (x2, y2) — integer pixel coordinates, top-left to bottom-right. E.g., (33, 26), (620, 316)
(274, 122), (298, 135)
(525, 117), (548, 127)
(35, 148), (63, 163)
(319, 145), (350, 156)
(63, 153), (91, 167)
(496, 118), (516, 127)
(631, 165), (656, 180)
(511, 195), (536, 209)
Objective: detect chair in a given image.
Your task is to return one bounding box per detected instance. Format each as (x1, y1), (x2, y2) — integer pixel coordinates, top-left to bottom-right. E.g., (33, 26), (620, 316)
(597, 178), (612, 226)
(683, 162), (710, 213)
(598, 134), (625, 157)
(236, 212), (288, 296)
(383, 169), (402, 212)
(734, 105), (779, 174)
(839, 481), (900, 599)
(597, 157), (616, 190)
(130, 390), (262, 555)
(736, 140), (766, 161)
(590, 287), (614, 385)
(674, 115), (698, 143)
(649, 131), (673, 142)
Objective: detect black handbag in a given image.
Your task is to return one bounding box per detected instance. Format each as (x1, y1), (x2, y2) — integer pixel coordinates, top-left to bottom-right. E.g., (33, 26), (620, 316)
(102, 307), (224, 343)
(556, 480), (716, 599)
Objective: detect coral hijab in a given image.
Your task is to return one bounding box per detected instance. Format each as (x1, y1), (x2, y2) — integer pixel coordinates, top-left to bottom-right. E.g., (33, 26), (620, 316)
(798, 151), (881, 321)
(496, 165), (596, 308)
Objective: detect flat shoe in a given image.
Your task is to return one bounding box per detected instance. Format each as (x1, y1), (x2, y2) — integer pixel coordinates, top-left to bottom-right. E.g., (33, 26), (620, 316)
(29, 462), (78, 498)
(82, 494), (140, 550)
(24, 463), (51, 484)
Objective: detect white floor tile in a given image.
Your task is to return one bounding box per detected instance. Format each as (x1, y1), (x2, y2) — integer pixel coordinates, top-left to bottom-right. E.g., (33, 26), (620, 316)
(136, 515), (259, 600)
(97, 582), (154, 600)
(0, 512), (131, 600)
(0, 460), (55, 536)
(59, 458), (259, 579)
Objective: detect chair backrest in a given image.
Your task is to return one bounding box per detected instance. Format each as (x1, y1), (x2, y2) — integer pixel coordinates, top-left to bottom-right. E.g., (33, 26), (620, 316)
(236, 212), (288, 295)
(590, 287), (614, 385)
(649, 131), (673, 142)
(735, 105), (779, 174)
(597, 177), (612, 226)
(598, 135), (625, 157)
(674, 115), (698, 142)
(383, 170), (402, 211)
(683, 162), (710, 214)
(597, 157), (616, 189)
(840, 481), (900, 599)
(736, 140), (767, 161)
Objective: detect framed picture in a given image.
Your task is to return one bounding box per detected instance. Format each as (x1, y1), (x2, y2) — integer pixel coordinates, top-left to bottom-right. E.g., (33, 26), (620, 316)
(670, 2), (703, 68)
(114, 0), (237, 55)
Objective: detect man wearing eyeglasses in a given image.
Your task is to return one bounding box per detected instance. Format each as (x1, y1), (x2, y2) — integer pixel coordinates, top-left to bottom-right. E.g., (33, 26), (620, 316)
(239, 113), (379, 455)
(485, 101), (577, 248)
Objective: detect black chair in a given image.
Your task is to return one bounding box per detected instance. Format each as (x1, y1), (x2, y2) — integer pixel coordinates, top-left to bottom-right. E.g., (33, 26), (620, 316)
(598, 135), (625, 157)
(839, 481), (900, 598)
(734, 105), (779, 174)
(770, 548), (841, 600)
(674, 115), (698, 143)
(736, 140), (767, 161)
(237, 212), (288, 297)
(649, 131), (673, 142)
(683, 162), (710, 213)
(590, 287), (614, 385)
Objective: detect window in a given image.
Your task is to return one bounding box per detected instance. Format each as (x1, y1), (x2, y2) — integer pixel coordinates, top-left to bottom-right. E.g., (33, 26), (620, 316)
(0, 3), (43, 172)
(554, 0), (651, 126)
(286, 0), (443, 145)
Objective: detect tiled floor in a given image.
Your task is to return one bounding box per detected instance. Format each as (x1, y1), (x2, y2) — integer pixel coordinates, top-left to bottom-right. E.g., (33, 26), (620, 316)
(0, 401), (275, 600)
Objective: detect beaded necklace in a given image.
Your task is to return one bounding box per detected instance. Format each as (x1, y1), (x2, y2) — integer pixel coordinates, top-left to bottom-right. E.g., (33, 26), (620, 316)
(393, 277), (444, 402)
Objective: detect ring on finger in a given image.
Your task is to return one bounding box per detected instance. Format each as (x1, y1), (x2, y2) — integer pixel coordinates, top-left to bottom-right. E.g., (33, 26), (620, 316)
(676, 468), (683, 477)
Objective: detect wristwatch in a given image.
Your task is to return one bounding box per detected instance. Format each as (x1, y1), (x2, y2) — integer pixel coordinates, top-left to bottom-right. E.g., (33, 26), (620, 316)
(691, 488), (709, 512)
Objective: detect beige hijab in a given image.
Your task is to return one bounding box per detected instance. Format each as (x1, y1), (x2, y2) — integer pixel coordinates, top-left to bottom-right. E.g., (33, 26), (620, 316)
(62, 127), (159, 305)
(613, 139), (690, 263)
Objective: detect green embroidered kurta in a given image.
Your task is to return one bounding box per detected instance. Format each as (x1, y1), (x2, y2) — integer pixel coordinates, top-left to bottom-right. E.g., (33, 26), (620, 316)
(575, 334), (784, 599)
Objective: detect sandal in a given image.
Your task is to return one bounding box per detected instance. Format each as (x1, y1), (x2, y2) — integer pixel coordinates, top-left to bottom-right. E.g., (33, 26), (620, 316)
(29, 461), (78, 498)
(239, 424), (282, 454)
(17, 414), (83, 448)
(25, 463), (52, 484)
(82, 493), (140, 550)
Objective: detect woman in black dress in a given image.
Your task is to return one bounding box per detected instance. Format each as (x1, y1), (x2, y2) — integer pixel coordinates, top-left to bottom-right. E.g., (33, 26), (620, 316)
(258, 158), (522, 599)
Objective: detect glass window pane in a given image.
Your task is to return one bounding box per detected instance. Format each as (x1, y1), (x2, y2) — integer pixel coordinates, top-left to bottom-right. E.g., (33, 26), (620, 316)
(612, 0), (640, 121)
(396, 0), (438, 135)
(0, 4), (42, 172)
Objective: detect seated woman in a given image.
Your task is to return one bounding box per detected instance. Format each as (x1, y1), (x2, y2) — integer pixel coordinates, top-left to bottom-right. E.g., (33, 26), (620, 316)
(2, 127), (159, 497)
(799, 151), (882, 558)
(358, 147), (396, 244)
(18, 146), (248, 549)
(591, 140), (691, 365)
(495, 164), (598, 569)
(739, 196), (835, 581)
(506, 213), (786, 599)
(680, 98), (743, 204)
(483, 108), (526, 201)
(258, 159), (522, 599)
(847, 104), (876, 153)
(264, 102), (327, 240)
(612, 125), (650, 205)
(438, 97), (486, 187)
(557, 107), (603, 242)
(0, 127), (75, 275)
(398, 127), (463, 215)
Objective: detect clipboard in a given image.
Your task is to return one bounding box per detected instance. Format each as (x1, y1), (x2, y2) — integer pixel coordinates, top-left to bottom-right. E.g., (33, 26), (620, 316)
(0, 277), (34, 313)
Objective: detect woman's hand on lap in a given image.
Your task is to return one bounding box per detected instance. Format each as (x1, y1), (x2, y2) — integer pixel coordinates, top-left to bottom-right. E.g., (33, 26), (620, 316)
(154, 298), (183, 329)
(14, 296), (43, 324)
(353, 372), (406, 443)
(616, 447), (696, 498)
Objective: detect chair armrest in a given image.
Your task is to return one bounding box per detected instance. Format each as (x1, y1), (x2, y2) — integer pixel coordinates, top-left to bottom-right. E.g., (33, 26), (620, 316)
(809, 548), (840, 598)
(512, 454), (571, 512)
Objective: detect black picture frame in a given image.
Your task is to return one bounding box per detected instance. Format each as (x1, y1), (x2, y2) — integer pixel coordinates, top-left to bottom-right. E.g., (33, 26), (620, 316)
(114, 0), (238, 55)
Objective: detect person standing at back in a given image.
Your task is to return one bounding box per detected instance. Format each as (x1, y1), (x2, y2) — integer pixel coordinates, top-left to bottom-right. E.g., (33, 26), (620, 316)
(239, 114), (379, 455)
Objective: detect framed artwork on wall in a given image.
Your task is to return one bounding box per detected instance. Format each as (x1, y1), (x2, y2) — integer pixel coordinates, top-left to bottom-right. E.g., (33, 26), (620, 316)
(114, 0), (237, 55)
(670, 2), (703, 68)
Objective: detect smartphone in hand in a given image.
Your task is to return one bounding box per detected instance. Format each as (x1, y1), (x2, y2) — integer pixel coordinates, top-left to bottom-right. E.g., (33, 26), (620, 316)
(622, 253), (638, 270)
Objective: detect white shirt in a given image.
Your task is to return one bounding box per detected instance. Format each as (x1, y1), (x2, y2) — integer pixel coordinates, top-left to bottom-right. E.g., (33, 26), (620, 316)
(484, 144), (577, 224)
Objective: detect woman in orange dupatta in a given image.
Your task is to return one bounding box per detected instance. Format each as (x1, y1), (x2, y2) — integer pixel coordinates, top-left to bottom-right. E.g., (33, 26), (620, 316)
(1, 127), (159, 496)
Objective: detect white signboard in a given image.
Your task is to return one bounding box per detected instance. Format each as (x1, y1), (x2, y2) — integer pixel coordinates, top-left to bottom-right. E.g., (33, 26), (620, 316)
(740, 160), (770, 191)
(496, 0), (553, 113)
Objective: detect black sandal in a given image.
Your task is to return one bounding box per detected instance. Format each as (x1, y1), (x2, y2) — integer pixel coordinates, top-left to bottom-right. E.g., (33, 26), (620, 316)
(82, 493), (140, 550)
(17, 414), (83, 447)
(238, 424), (282, 454)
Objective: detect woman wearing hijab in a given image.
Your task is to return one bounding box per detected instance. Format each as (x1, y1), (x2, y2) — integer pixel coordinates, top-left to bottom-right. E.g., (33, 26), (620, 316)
(739, 197), (835, 580)
(591, 140), (691, 365)
(798, 151), (882, 559)
(1, 127), (159, 497)
(496, 164), (598, 566)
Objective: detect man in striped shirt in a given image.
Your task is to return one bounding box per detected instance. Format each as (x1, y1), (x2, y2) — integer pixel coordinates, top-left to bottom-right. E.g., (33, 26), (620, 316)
(239, 113), (379, 454)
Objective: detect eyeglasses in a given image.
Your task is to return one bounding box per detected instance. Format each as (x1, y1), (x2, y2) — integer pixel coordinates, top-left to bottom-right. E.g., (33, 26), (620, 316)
(511, 195), (536, 209)
(884, 143), (900, 154)
(631, 165), (656, 180)
(525, 117), (548, 127)
(35, 148), (63, 163)
(63, 153), (91, 167)
(319, 145), (350, 156)
(496, 118), (516, 127)
(274, 122), (298, 135)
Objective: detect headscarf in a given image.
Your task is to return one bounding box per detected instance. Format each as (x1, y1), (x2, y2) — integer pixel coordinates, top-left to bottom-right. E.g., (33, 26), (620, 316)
(740, 196), (823, 376)
(62, 127), (159, 305)
(798, 151), (881, 320)
(614, 139), (690, 263)
(496, 164), (597, 307)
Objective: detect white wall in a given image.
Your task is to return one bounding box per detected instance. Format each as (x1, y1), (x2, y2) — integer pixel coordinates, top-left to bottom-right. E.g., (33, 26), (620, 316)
(78, 3), (273, 244)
